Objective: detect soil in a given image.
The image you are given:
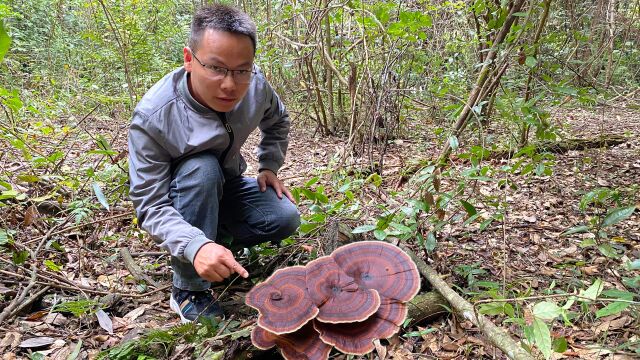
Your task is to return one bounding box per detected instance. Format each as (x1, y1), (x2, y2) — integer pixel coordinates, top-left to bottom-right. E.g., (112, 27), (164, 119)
(1, 100), (639, 359)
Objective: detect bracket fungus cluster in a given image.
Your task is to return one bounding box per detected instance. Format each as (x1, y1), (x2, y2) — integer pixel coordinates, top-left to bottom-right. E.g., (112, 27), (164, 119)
(245, 241), (420, 359)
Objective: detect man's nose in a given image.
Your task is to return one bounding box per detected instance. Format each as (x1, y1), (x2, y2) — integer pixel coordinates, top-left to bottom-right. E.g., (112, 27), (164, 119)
(220, 72), (236, 91)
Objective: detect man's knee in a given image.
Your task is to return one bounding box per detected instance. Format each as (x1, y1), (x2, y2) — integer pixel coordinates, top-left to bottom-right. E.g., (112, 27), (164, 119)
(172, 152), (224, 194)
(279, 202), (301, 237)
(272, 200), (300, 239)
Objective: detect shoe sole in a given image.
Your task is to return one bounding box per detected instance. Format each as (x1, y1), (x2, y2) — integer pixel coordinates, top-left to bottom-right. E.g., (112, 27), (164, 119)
(169, 294), (192, 324)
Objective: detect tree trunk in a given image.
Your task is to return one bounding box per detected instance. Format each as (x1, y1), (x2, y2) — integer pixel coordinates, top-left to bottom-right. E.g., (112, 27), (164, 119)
(605, 0), (617, 87)
(437, 0), (526, 165)
(519, 0), (553, 147)
(322, 0), (335, 131)
(407, 291), (449, 325)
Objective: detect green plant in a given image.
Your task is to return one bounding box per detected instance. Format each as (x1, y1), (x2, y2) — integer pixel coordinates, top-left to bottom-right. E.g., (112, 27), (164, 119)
(562, 187), (637, 258)
(53, 299), (101, 317)
(97, 316), (239, 359)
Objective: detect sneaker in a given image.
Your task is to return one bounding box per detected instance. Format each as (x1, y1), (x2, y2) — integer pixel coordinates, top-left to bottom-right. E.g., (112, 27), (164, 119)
(169, 286), (224, 323)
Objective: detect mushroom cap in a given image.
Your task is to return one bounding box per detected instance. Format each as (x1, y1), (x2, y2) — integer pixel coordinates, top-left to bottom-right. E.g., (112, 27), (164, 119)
(245, 266), (319, 334)
(305, 256), (381, 324)
(313, 298), (408, 355)
(331, 241), (420, 302)
(250, 325), (277, 350)
(251, 323), (332, 360)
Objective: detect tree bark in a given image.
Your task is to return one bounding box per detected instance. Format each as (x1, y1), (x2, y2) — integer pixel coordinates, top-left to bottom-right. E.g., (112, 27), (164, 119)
(407, 291), (449, 325)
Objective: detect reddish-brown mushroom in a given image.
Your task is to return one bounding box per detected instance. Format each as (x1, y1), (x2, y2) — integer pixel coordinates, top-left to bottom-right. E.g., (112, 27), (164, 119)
(251, 323), (332, 360)
(313, 298), (408, 355)
(305, 256), (381, 324)
(331, 241), (420, 302)
(245, 266), (319, 334)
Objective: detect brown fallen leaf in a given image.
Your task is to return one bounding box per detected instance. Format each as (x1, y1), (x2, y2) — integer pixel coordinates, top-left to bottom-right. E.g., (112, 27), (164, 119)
(0, 332), (21, 351)
(123, 305), (147, 322)
(45, 312), (68, 326)
(441, 340), (459, 352)
(373, 339), (387, 360)
(92, 335), (109, 343)
(2, 353), (16, 360)
(581, 265), (599, 275)
(593, 314), (631, 336)
(23, 205), (40, 226)
(26, 310), (49, 321)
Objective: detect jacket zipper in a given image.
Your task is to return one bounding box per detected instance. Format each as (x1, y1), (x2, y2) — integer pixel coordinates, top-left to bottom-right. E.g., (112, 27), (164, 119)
(217, 111), (234, 166)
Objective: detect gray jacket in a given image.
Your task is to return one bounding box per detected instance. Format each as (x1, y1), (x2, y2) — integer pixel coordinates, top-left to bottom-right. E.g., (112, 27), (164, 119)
(128, 67), (290, 264)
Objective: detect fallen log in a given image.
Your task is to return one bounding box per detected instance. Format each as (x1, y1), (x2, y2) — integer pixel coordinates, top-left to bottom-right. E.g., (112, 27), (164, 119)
(399, 243), (535, 360)
(407, 291), (449, 325)
(492, 135), (629, 159)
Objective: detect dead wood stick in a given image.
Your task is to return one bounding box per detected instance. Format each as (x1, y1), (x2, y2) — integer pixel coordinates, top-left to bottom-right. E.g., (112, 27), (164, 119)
(399, 243), (535, 360)
(119, 247), (160, 288)
(130, 251), (166, 257)
(24, 212), (131, 245)
(0, 269), (170, 299)
(7, 286), (51, 319)
(0, 267), (38, 324)
(0, 223), (58, 324)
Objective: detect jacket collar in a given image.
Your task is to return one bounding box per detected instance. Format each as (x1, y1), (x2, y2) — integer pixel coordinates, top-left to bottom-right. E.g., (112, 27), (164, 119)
(178, 69), (217, 115)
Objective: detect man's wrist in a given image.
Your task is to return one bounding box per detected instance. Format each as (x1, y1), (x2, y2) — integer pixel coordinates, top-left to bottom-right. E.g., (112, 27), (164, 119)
(185, 236), (214, 264)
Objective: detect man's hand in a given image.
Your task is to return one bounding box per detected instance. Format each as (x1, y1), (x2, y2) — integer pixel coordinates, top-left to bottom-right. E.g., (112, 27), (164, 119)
(193, 242), (249, 282)
(257, 169), (294, 202)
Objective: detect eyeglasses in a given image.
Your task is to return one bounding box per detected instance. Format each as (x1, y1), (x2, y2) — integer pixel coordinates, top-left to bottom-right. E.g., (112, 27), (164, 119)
(191, 52), (256, 84)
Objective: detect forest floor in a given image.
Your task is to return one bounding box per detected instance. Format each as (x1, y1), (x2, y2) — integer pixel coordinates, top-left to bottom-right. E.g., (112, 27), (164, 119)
(1, 100), (639, 360)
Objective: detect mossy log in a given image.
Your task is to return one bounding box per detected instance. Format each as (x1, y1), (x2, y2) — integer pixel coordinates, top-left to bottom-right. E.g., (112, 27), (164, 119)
(492, 135), (629, 159)
(407, 291), (449, 324)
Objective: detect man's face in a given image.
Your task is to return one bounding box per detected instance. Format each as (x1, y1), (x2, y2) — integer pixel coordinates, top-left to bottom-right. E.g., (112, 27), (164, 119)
(184, 30), (255, 112)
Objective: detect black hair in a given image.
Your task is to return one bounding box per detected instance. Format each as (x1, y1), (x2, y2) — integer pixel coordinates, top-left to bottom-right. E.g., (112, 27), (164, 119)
(189, 4), (257, 54)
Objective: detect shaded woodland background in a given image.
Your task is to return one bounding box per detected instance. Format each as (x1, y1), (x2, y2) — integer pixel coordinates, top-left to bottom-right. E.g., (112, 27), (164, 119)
(0, 0), (639, 359)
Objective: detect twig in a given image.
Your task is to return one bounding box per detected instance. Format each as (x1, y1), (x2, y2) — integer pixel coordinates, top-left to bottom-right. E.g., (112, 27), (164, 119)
(398, 242), (535, 360)
(130, 251), (167, 257)
(23, 212), (131, 245)
(0, 269), (171, 299)
(119, 247), (161, 288)
(0, 224), (59, 324)
(0, 267), (38, 324)
(7, 286), (51, 320)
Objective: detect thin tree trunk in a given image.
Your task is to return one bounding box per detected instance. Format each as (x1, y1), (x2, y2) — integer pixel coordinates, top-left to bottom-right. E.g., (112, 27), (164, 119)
(96, 0), (137, 106)
(519, 0), (553, 147)
(305, 57), (330, 135)
(605, 0), (616, 87)
(437, 0), (526, 165)
(322, 0), (335, 131)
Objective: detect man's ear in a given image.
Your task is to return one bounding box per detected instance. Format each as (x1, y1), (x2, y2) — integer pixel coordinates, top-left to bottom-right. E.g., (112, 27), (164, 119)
(183, 47), (193, 72)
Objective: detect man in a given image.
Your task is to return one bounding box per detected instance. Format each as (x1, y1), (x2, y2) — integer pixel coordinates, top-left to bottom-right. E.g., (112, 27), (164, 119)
(128, 4), (300, 323)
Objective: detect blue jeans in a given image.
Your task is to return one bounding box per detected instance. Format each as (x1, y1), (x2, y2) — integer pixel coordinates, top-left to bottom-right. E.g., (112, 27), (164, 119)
(169, 152), (300, 291)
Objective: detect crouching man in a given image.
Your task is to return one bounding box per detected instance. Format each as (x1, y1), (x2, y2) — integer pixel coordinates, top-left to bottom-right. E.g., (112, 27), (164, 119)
(128, 3), (299, 323)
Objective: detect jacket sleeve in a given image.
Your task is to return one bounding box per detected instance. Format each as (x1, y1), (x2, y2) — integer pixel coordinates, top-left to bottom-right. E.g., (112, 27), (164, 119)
(128, 112), (213, 264)
(257, 81), (290, 174)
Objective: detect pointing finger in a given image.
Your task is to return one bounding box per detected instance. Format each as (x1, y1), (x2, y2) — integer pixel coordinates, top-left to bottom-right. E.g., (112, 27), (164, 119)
(224, 257), (249, 278)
